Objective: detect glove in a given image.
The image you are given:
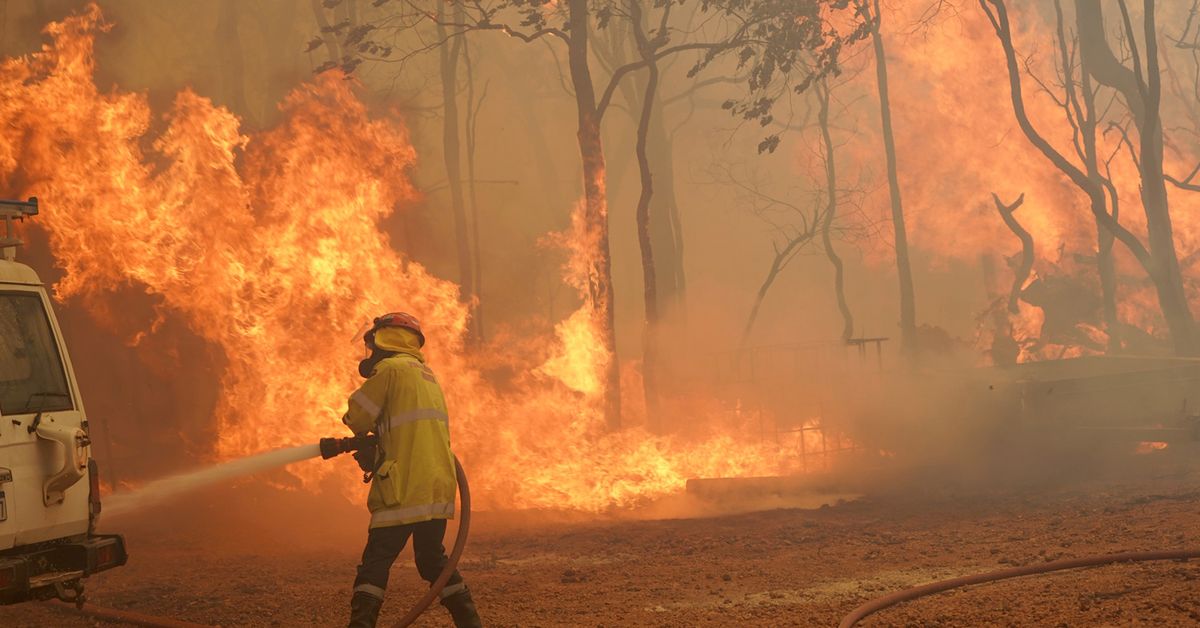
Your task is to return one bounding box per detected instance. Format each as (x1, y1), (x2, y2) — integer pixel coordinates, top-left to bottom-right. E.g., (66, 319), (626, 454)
(352, 441), (378, 483)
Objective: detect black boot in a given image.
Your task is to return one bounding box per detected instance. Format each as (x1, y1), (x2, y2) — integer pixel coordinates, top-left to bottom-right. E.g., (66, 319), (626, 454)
(440, 587), (482, 628)
(348, 591), (383, 628)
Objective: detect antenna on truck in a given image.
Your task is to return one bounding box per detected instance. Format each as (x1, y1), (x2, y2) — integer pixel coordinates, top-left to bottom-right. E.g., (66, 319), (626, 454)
(0, 197), (38, 261)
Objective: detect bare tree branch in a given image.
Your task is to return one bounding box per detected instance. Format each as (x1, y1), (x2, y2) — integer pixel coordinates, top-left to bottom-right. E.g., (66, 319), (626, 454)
(979, 0), (1153, 269)
(992, 192), (1032, 314)
(1165, 162), (1200, 192)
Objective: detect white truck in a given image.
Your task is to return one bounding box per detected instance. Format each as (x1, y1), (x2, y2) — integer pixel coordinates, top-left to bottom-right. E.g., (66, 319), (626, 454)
(0, 197), (126, 606)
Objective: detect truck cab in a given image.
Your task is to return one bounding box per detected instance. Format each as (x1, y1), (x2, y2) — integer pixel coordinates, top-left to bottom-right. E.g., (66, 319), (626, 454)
(0, 198), (126, 605)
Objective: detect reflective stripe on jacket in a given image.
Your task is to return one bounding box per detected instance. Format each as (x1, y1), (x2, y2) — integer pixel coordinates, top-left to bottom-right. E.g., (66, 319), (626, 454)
(343, 352), (456, 528)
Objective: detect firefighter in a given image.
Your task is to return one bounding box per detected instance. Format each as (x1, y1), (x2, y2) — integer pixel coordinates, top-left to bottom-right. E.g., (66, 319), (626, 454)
(343, 312), (482, 628)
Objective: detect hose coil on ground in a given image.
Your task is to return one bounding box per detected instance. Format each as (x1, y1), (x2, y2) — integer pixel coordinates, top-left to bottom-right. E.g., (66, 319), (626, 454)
(839, 549), (1200, 627)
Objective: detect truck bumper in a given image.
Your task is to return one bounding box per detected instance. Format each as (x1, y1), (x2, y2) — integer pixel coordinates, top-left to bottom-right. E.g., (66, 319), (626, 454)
(0, 533), (127, 604)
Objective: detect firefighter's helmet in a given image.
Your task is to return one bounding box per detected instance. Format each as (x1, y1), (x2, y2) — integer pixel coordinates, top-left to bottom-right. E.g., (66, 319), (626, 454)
(367, 312), (425, 348)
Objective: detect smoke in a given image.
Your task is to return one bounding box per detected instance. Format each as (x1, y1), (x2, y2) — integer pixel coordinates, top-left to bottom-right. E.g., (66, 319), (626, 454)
(0, 0), (1192, 514)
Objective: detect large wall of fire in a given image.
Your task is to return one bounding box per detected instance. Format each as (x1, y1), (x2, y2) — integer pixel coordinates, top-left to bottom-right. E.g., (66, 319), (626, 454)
(0, 1), (1198, 510)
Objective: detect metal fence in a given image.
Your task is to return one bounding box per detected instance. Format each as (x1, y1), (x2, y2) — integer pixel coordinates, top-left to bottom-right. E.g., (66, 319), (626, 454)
(709, 338), (889, 471)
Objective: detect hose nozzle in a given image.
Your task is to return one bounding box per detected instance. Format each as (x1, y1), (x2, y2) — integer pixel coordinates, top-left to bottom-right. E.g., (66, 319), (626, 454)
(319, 434), (377, 460)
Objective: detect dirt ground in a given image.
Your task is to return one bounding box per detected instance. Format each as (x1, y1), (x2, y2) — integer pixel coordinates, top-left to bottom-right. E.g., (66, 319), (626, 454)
(1, 449), (1198, 627)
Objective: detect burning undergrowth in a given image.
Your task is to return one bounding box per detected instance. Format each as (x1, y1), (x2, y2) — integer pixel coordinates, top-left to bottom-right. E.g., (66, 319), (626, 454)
(0, 5), (803, 512)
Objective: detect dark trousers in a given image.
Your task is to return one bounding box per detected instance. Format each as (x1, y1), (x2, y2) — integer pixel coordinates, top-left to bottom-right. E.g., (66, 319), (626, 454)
(354, 519), (465, 596)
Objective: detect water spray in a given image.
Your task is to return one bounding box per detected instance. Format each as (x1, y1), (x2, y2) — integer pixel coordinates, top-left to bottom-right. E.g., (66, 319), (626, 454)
(104, 437), (374, 517)
(102, 444), (323, 517)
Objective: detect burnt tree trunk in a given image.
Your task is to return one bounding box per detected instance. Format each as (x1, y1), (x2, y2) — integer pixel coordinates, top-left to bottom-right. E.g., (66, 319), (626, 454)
(862, 0), (916, 351)
(632, 2), (662, 429)
(1098, 175), (1122, 350)
(992, 193), (1033, 314)
(1076, 1), (1196, 354)
(568, 0), (621, 430)
(463, 43), (486, 340)
(1069, 11), (1121, 351)
(817, 81), (854, 341)
(648, 90), (686, 320)
(436, 3), (478, 342)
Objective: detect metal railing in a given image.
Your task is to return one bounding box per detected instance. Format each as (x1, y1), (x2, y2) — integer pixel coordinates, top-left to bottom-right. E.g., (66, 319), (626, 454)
(706, 337), (885, 471)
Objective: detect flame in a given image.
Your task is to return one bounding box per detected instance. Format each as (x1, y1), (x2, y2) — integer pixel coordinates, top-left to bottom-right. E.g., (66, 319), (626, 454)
(534, 203), (610, 397)
(1134, 441), (1169, 454)
(0, 6), (846, 511)
(823, 0), (1200, 360)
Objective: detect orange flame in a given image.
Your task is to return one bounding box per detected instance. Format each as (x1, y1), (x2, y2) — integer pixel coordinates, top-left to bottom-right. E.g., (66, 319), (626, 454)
(0, 6), (836, 511)
(1134, 441), (1169, 454)
(535, 202), (610, 397)
(824, 1), (1200, 359)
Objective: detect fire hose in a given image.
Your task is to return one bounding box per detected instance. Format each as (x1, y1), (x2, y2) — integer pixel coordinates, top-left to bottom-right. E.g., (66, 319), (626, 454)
(320, 435), (472, 628)
(49, 600), (214, 627)
(838, 548), (1200, 628)
(390, 455), (470, 628)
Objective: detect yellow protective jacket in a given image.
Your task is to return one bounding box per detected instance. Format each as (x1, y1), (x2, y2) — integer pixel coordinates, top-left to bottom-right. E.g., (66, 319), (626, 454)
(343, 327), (457, 528)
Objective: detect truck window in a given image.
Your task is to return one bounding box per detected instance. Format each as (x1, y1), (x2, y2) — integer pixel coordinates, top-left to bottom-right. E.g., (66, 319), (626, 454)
(0, 293), (72, 415)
